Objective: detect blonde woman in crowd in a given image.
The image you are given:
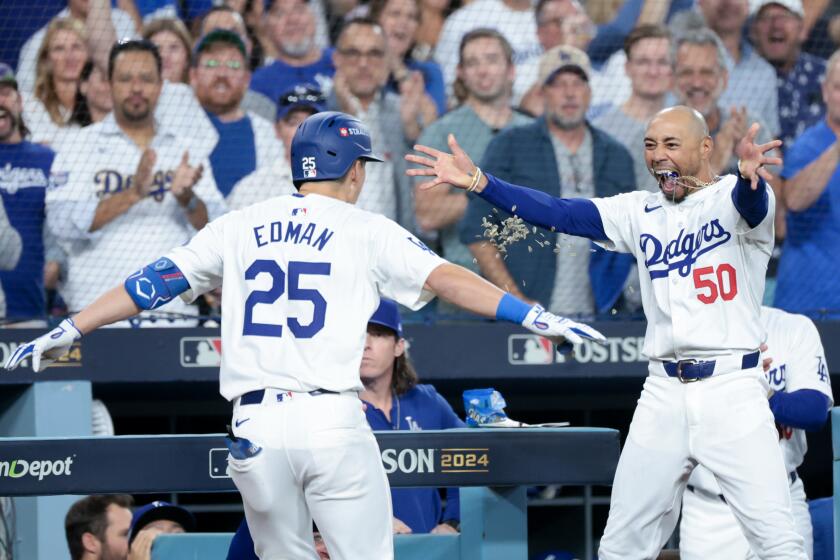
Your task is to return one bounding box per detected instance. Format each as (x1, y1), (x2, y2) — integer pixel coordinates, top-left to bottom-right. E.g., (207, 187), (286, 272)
(24, 17), (89, 145)
(143, 18), (193, 84)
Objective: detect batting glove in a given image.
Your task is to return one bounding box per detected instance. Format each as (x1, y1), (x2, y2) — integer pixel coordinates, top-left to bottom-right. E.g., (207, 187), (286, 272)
(521, 305), (607, 347)
(3, 319), (82, 372)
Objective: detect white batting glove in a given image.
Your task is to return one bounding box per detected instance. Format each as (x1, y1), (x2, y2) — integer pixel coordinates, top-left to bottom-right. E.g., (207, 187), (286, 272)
(3, 319), (82, 372)
(521, 305), (607, 346)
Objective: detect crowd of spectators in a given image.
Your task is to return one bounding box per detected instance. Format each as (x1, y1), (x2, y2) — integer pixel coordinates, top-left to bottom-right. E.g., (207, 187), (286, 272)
(1, 0), (840, 324)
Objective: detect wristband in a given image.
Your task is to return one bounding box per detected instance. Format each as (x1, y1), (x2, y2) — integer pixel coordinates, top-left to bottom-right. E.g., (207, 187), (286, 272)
(495, 293), (531, 324)
(467, 167), (483, 192)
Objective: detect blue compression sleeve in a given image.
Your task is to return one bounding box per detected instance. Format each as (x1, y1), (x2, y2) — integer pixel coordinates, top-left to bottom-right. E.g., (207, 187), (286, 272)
(768, 389), (831, 432)
(731, 173), (769, 229)
(495, 293), (532, 324)
(478, 173), (608, 240)
(124, 257), (191, 310)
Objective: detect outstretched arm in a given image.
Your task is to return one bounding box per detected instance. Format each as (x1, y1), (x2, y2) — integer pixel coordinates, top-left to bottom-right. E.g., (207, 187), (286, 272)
(423, 262), (605, 347)
(73, 286), (140, 334)
(407, 135), (609, 240)
(4, 258), (191, 372)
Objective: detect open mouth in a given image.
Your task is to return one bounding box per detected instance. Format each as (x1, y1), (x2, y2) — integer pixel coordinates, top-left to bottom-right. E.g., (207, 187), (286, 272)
(655, 169), (680, 194)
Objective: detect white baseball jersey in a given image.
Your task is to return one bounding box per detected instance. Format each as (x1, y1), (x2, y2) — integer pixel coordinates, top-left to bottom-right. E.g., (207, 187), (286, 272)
(591, 175), (775, 362)
(689, 306), (833, 494)
(45, 114), (227, 312)
(166, 193), (446, 400)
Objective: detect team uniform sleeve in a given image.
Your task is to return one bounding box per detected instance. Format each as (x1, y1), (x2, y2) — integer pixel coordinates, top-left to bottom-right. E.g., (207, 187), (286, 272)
(589, 191), (644, 254)
(730, 174), (775, 238)
(164, 215), (228, 303)
(370, 217), (447, 310)
(783, 315), (833, 403)
(476, 173), (609, 240)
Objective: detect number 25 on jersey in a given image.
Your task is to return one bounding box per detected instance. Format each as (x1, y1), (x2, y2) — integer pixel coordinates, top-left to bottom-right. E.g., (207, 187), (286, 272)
(243, 260), (331, 338)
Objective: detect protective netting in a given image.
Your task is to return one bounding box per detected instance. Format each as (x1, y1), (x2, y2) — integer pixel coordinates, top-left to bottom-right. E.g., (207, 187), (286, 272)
(0, 0), (838, 324)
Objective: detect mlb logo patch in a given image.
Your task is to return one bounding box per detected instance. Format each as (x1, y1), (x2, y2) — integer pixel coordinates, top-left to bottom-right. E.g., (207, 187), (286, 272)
(508, 335), (554, 365)
(181, 337), (222, 367)
(292, 207), (308, 216)
(339, 127), (349, 137)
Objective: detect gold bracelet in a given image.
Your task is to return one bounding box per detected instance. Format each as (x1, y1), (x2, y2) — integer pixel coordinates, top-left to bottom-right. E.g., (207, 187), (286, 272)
(467, 167), (482, 192)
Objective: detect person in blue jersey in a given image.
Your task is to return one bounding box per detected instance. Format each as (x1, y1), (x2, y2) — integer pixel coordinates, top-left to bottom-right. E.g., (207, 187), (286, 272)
(0, 64), (55, 325)
(190, 30), (284, 199)
(225, 298), (465, 558)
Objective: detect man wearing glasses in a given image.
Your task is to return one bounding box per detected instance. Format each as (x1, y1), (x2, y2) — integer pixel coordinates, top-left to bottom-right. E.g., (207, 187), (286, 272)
(191, 30), (285, 201)
(327, 19), (418, 232)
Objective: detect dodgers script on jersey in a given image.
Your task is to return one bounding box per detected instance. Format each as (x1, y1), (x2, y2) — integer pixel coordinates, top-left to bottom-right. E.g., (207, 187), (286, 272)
(591, 175), (775, 363)
(166, 193), (446, 400)
(45, 115), (226, 312)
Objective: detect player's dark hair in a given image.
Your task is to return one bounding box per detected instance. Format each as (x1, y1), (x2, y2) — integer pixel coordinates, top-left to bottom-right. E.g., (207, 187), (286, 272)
(367, 323), (418, 396)
(108, 39), (162, 81)
(623, 24), (671, 58)
(65, 494), (134, 560)
(393, 352), (418, 396)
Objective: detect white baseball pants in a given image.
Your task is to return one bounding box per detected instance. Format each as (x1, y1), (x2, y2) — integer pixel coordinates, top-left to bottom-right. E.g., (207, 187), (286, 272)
(680, 474), (813, 560)
(598, 370), (807, 560)
(228, 390), (393, 560)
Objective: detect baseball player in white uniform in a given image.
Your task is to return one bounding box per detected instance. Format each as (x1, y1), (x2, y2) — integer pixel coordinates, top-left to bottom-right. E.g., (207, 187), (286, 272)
(680, 306), (833, 559)
(4, 111), (606, 560)
(408, 105), (809, 558)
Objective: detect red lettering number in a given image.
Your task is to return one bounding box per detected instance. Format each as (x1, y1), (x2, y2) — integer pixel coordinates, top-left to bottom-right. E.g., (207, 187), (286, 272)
(693, 264), (738, 304)
(716, 263), (738, 301)
(693, 266), (717, 304)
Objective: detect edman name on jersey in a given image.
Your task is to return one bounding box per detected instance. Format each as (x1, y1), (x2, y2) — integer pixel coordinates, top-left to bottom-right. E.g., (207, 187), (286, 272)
(253, 220), (335, 251)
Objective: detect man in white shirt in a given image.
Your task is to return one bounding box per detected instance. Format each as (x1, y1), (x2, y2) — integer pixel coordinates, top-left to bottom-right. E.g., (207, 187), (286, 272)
(46, 40), (225, 315)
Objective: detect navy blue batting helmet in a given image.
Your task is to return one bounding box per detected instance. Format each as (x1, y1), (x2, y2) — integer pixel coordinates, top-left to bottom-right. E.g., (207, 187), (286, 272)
(290, 111), (384, 188)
